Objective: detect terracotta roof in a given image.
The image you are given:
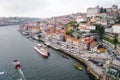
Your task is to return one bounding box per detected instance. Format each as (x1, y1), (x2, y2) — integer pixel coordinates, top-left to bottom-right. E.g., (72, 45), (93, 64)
(65, 35), (79, 42)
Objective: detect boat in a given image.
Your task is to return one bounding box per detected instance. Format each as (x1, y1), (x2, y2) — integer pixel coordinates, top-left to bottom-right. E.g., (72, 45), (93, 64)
(34, 44), (49, 58)
(61, 53), (69, 59)
(13, 60), (21, 69)
(0, 72), (5, 75)
(73, 63), (82, 71)
(26, 35), (30, 39)
(17, 79), (23, 80)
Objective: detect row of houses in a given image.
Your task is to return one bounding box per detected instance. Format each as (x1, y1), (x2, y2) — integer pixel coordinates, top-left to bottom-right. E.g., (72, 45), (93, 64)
(105, 24), (120, 34)
(19, 22), (41, 34)
(87, 5), (120, 18)
(75, 5), (120, 28)
(44, 28), (104, 52)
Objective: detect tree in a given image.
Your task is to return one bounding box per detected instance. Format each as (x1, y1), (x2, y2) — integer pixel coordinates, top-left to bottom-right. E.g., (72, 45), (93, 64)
(69, 21), (79, 28)
(77, 35), (81, 39)
(103, 8), (106, 13)
(64, 21), (79, 29)
(66, 29), (74, 35)
(114, 34), (118, 49)
(114, 38), (118, 44)
(100, 7), (103, 13)
(90, 24), (105, 40)
(115, 16), (120, 24)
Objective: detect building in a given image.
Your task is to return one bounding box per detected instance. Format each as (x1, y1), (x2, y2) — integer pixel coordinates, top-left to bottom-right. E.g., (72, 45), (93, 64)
(78, 23), (96, 32)
(87, 5), (101, 17)
(105, 28), (113, 33)
(118, 34), (120, 43)
(31, 26), (40, 34)
(105, 66), (120, 80)
(112, 24), (120, 34)
(116, 44), (120, 55)
(81, 33), (100, 41)
(65, 35), (79, 45)
(95, 13), (107, 20)
(19, 24), (27, 31)
(118, 9), (120, 14)
(106, 8), (112, 13)
(112, 4), (118, 9)
(76, 16), (87, 23)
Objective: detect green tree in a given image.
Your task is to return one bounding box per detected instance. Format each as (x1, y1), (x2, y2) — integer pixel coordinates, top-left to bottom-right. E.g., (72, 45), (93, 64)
(100, 7), (103, 13)
(66, 29), (74, 35)
(103, 8), (106, 13)
(69, 21), (79, 28)
(115, 16), (120, 24)
(114, 34), (118, 49)
(77, 35), (81, 39)
(90, 24), (105, 40)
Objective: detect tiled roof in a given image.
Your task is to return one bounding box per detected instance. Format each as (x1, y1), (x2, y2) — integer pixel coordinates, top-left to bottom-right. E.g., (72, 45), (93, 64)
(65, 35), (78, 42)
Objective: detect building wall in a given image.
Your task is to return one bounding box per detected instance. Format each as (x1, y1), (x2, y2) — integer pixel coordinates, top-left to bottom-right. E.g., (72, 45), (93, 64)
(118, 34), (120, 42)
(105, 28), (113, 33)
(78, 23), (96, 32)
(112, 25), (120, 34)
(106, 8), (112, 13)
(103, 33), (115, 40)
(116, 45), (120, 55)
(76, 17), (87, 23)
(87, 6), (101, 17)
(95, 13), (107, 19)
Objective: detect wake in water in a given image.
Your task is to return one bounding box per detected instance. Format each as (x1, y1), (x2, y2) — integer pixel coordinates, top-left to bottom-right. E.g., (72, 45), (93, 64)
(12, 60), (26, 80)
(18, 69), (26, 80)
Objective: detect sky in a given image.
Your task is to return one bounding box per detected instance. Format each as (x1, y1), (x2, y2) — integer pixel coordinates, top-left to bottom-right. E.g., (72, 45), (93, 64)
(0, 0), (120, 18)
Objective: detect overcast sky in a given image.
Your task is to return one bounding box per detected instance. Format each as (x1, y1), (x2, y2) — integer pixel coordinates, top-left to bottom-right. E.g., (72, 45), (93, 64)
(0, 0), (120, 18)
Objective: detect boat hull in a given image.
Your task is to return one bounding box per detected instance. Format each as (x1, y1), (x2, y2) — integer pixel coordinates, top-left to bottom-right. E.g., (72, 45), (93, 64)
(13, 60), (21, 69)
(34, 46), (48, 58)
(73, 63), (82, 71)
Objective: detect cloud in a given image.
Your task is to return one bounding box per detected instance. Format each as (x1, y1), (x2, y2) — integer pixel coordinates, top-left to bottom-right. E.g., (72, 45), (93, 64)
(0, 0), (120, 18)
(97, 0), (120, 7)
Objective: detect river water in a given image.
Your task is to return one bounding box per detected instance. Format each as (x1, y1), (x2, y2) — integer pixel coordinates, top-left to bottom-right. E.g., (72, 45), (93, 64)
(0, 25), (94, 80)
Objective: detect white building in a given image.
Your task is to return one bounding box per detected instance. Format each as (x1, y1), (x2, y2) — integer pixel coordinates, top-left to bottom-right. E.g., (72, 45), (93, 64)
(118, 9), (120, 14)
(95, 13), (107, 19)
(87, 6), (101, 17)
(106, 8), (112, 13)
(112, 24), (120, 34)
(105, 28), (112, 33)
(78, 23), (96, 32)
(76, 16), (87, 23)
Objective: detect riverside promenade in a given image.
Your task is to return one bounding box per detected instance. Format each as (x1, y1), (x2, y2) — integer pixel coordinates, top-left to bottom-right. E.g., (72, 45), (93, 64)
(39, 38), (104, 80)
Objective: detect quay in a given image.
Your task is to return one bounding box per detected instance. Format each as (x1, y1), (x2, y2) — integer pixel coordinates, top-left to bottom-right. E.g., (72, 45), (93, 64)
(59, 49), (100, 80)
(39, 38), (100, 80)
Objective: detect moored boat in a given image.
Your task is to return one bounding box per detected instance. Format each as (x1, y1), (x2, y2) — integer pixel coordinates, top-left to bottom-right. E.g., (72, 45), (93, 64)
(0, 72), (5, 75)
(34, 44), (49, 58)
(61, 53), (69, 59)
(73, 63), (82, 71)
(13, 60), (21, 69)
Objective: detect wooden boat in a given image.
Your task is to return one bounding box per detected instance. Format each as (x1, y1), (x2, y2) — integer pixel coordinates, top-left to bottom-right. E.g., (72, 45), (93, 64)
(73, 63), (82, 71)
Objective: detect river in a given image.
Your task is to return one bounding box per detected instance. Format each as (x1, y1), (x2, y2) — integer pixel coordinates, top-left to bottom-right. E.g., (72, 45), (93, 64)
(0, 25), (94, 80)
